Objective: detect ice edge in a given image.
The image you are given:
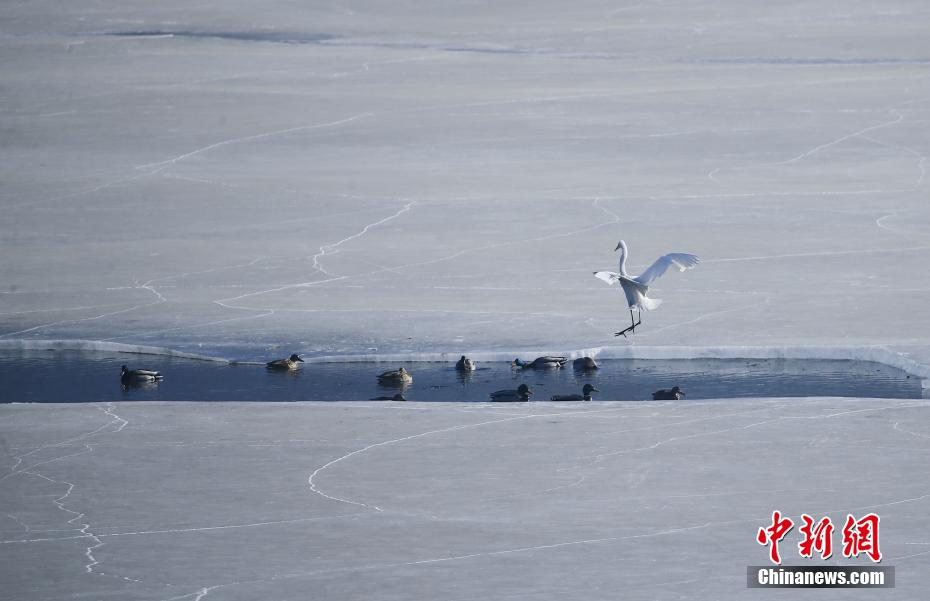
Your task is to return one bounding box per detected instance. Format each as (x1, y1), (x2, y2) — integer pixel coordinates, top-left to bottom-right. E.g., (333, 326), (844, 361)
(1, 339), (928, 388)
(0, 339), (227, 363)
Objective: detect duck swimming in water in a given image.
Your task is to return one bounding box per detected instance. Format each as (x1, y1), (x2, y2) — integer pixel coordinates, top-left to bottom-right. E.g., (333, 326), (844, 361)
(490, 383), (533, 402)
(377, 367), (413, 385)
(512, 356), (567, 369)
(551, 384), (599, 402)
(120, 365), (163, 385)
(573, 357), (599, 370)
(652, 386), (685, 400)
(266, 353), (304, 371)
(455, 355), (476, 371)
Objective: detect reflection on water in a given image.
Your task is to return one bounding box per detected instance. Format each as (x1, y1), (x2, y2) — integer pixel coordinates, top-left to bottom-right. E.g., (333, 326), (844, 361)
(0, 351), (922, 403)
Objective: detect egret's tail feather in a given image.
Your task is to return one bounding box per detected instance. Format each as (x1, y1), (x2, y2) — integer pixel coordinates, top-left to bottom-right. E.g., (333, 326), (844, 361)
(639, 296), (662, 311)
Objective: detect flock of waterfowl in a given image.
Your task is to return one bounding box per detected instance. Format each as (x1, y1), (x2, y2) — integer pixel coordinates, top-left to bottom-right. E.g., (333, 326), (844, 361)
(120, 353), (686, 402)
(117, 240), (698, 400)
(373, 354), (685, 401)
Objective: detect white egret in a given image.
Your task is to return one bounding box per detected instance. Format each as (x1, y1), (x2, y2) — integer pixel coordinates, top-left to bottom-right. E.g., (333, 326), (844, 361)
(594, 240), (699, 337)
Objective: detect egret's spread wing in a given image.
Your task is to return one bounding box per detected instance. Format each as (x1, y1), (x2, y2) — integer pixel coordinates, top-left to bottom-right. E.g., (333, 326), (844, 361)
(593, 271), (620, 286)
(634, 253), (699, 285)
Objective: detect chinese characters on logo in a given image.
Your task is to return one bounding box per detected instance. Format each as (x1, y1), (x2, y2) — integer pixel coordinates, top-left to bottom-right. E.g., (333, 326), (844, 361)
(757, 511), (881, 564)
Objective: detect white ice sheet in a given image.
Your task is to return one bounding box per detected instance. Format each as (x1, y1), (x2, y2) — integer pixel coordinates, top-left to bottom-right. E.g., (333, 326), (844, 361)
(1, 1), (929, 376)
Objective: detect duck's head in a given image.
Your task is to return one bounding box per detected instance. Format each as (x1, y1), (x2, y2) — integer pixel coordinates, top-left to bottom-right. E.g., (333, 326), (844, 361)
(517, 384), (533, 395)
(289, 354), (304, 362)
(671, 386), (683, 395)
(582, 384), (599, 395)
(398, 367), (408, 374)
(511, 358), (523, 367)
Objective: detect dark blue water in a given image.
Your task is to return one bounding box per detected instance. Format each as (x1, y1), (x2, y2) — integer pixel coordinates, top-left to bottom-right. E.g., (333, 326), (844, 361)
(0, 351), (922, 403)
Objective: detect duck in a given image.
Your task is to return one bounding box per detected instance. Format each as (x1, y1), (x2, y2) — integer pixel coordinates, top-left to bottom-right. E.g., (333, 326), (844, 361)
(377, 367), (413, 385)
(266, 353), (304, 371)
(370, 393), (408, 401)
(455, 355), (476, 371)
(652, 386), (685, 400)
(512, 356), (567, 369)
(573, 357), (599, 370)
(550, 384), (599, 401)
(120, 365), (163, 384)
(490, 383), (533, 402)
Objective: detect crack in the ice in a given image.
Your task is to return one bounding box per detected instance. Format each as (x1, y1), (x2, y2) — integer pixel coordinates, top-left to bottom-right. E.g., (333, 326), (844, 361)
(212, 198), (621, 316)
(705, 244), (930, 264)
(859, 132), (927, 192)
(156, 400), (927, 599)
(8, 112), (372, 212)
(0, 296), (165, 339)
(4, 404), (126, 480)
(593, 401), (927, 461)
(773, 111), (905, 166)
(307, 406), (627, 511)
(0, 512), (370, 545)
(309, 200), (416, 276)
(5, 512), (31, 533)
(589, 405), (780, 438)
(135, 113), (373, 173)
(0, 301), (136, 317)
(635, 299), (768, 339)
(214, 200), (416, 308)
(100, 309), (277, 342)
(93, 258), (281, 341)
(890, 419), (930, 440)
(2, 404), (139, 584)
(706, 97), (930, 192)
(885, 548), (930, 561)
(156, 519), (719, 599)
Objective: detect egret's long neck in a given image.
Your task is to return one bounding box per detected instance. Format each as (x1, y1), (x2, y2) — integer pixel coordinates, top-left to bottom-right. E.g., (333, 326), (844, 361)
(618, 248), (628, 276)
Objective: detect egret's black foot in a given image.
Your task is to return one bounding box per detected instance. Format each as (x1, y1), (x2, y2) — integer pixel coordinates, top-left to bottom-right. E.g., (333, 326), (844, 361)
(614, 326), (634, 337)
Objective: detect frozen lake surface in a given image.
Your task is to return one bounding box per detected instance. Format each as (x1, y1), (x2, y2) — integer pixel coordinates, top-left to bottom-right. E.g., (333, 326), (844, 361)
(0, 351), (923, 403)
(2, 400), (929, 600)
(1, 0), (930, 379)
(3, 0), (930, 598)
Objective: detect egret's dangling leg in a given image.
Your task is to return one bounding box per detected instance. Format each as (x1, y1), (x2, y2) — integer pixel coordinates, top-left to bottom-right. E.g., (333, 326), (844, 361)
(615, 309), (641, 337)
